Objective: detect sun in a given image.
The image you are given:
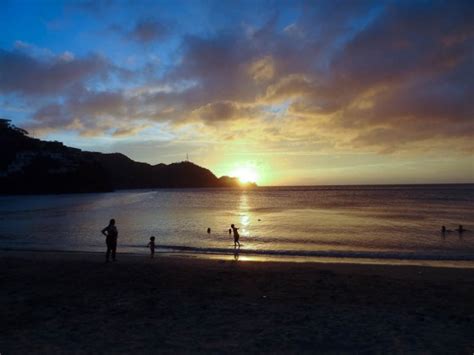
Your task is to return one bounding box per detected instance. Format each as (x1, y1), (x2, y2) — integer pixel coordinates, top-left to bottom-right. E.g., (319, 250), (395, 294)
(231, 166), (259, 184)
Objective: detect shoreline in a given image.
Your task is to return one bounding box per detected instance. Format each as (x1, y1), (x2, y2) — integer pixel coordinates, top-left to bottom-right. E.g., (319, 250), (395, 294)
(2, 249), (474, 279)
(0, 182), (472, 196)
(2, 248), (474, 287)
(1, 247), (474, 269)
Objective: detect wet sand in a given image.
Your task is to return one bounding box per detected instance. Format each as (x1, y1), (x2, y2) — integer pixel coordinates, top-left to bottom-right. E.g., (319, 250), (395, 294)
(1, 250), (473, 354)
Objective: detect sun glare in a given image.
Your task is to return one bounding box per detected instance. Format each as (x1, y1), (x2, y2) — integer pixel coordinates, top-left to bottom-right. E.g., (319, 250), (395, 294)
(231, 166), (259, 184)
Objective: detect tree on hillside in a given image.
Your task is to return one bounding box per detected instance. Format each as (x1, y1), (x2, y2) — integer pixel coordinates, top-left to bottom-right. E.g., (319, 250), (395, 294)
(0, 118), (29, 136)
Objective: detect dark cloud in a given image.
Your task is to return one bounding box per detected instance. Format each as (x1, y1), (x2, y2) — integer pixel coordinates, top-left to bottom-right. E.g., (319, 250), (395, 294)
(330, 0), (474, 90)
(30, 89), (138, 136)
(33, 103), (64, 127)
(7, 0), (474, 153)
(318, 0), (474, 151)
(193, 101), (257, 123)
(145, 0), (474, 152)
(69, 91), (129, 117)
(170, 34), (258, 101)
(0, 49), (109, 96)
(129, 19), (167, 43)
(110, 18), (168, 43)
(112, 124), (149, 137)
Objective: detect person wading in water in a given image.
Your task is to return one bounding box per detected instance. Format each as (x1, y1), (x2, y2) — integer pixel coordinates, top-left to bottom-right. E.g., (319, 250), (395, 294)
(102, 219), (118, 262)
(231, 224), (240, 248)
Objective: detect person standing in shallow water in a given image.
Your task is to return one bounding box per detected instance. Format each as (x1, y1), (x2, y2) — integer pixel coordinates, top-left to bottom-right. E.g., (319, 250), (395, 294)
(102, 219), (118, 262)
(148, 236), (156, 258)
(231, 224), (240, 248)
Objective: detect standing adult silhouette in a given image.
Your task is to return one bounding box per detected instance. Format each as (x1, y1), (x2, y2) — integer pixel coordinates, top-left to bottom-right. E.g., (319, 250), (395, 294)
(102, 219), (118, 262)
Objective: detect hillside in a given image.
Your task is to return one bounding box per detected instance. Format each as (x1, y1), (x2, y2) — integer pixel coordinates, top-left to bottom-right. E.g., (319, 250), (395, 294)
(0, 119), (252, 194)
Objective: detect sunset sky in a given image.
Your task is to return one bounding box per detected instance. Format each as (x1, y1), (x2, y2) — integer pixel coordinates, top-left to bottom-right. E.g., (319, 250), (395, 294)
(1, 0), (473, 185)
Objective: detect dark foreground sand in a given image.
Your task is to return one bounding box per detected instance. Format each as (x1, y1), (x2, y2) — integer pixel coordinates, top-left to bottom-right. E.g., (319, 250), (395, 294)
(1, 251), (473, 354)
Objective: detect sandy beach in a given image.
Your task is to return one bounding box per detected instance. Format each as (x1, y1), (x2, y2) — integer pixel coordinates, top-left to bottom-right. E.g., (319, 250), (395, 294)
(1, 250), (473, 354)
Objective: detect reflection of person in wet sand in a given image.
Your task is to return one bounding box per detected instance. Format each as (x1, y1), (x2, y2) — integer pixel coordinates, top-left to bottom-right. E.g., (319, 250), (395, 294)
(231, 224), (240, 248)
(233, 247), (240, 261)
(101, 219), (118, 263)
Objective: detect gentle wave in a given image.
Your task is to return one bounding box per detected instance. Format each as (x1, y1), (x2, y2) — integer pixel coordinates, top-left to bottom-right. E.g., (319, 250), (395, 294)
(138, 244), (474, 261)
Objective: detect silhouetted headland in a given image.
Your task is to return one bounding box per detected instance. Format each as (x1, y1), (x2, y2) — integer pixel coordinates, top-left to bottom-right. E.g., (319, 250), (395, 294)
(0, 119), (256, 194)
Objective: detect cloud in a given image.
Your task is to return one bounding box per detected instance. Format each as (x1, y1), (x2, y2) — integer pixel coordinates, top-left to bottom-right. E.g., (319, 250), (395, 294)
(129, 19), (167, 43)
(248, 56), (275, 82)
(112, 124), (149, 137)
(191, 101), (258, 123)
(5, 0), (474, 156)
(0, 48), (109, 96)
(262, 75), (313, 103)
(30, 88), (139, 136)
(109, 19), (168, 44)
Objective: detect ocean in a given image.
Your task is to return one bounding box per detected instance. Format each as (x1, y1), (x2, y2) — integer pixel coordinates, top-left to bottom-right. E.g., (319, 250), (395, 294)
(1, 185), (473, 265)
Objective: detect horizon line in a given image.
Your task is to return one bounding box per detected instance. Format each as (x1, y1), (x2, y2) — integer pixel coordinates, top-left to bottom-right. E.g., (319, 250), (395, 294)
(253, 182), (474, 188)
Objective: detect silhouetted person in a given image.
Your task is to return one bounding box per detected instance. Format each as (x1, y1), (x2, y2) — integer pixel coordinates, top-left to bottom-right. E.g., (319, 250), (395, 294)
(148, 236), (156, 258)
(207, 227), (211, 234)
(457, 225), (466, 233)
(102, 219), (118, 262)
(441, 225), (447, 239)
(231, 224), (240, 248)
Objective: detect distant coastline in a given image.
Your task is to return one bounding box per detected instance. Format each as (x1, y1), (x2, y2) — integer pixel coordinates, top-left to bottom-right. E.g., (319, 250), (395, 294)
(0, 119), (256, 194)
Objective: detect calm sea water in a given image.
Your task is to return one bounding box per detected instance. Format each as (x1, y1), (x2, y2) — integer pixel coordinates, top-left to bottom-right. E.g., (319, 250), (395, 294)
(0, 185), (473, 263)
